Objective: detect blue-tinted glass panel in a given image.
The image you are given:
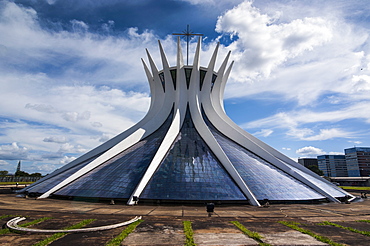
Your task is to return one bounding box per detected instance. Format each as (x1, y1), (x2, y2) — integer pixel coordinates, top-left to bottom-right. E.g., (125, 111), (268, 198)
(205, 118), (325, 201)
(140, 108), (246, 201)
(54, 111), (173, 198)
(289, 165), (347, 198)
(24, 157), (96, 194)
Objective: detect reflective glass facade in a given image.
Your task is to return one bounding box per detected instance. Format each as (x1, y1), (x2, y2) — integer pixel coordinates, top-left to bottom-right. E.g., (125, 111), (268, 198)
(24, 157), (96, 194)
(289, 165), (347, 198)
(140, 108), (246, 200)
(205, 117), (325, 201)
(53, 111), (174, 198)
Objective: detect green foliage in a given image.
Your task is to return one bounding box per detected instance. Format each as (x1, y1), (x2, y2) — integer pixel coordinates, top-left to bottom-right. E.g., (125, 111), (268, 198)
(230, 221), (270, 246)
(32, 219), (95, 246)
(14, 171), (43, 177)
(30, 172), (42, 177)
(319, 221), (370, 237)
(15, 170), (30, 177)
(105, 219), (143, 246)
(307, 165), (324, 176)
(339, 186), (370, 190)
(279, 221), (344, 246)
(183, 220), (196, 246)
(0, 170), (9, 176)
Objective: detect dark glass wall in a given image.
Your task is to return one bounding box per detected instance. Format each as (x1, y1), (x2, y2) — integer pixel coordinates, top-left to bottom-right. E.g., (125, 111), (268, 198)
(140, 108), (246, 201)
(204, 115), (326, 201)
(54, 110), (174, 198)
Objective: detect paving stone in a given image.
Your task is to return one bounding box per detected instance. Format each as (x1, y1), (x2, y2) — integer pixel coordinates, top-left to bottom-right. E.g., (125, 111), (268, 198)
(2, 193), (370, 245)
(122, 232), (185, 245)
(260, 230), (328, 245)
(194, 233), (258, 245)
(301, 223), (370, 246)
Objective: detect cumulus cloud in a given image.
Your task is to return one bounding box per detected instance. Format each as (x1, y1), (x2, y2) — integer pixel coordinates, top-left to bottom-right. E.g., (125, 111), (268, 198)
(43, 136), (68, 144)
(25, 104), (58, 114)
(296, 146), (326, 157)
(60, 156), (76, 165)
(58, 143), (87, 153)
(0, 142), (28, 160)
(242, 103), (367, 141)
(0, 2), (159, 173)
(216, 1), (333, 80)
(61, 111), (91, 122)
(348, 140), (362, 145)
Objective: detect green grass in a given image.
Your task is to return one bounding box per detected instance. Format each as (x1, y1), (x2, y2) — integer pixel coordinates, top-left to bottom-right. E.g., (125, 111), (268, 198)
(0, 216), (52, 235)
(0, 214), (19, 219)
(279, 221), (344, 246)
(357, 220), (370, 223)
(105, 219), (143, 246)
(0, 228), (11, 235)
(230, 221), (270, 246)
(183, 220), (196, 246)
(319, 221), (370, 237)
(19, 217), (53, 228)
(31, 219), (95, 246)
(339, 186), (370, 190)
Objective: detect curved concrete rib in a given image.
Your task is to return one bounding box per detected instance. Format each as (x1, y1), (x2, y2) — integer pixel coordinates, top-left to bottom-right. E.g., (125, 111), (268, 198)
(127, 38), (187, 205)
(6, 216), (141, 234)
(189, 39), (260, 206)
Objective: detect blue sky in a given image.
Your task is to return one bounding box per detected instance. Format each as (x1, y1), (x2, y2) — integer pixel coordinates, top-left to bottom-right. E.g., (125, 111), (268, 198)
(1, 0), (370, 174)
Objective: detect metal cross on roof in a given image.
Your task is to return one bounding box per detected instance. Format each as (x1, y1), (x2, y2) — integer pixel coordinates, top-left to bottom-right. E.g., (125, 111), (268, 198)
(173, 25), (203, 65)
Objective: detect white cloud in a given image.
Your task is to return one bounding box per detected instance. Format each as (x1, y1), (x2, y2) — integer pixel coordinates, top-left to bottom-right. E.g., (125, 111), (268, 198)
(253, 129), (273, 137)
(0, 160), (10, 166)
(0, 142), (28, 160)
(46, 0), (58, 5)
(348, 140), (362, 145)
(58, 143), (87, 153)
(91, 122), (103, 128)
(60, 156), (76, 165)
(43, 136), (68, 144)
(301, 128), (352, 141)
(25, 104), (58, 114)
(352, 75), (370, 93)
(0, 2), (163, 173)
(242, 103), (368, 141)
(216, 1), (333, 80)
(296, 146), (326, 157)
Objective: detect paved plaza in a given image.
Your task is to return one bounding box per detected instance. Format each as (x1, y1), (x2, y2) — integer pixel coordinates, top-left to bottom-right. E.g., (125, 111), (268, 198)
(1, 190), (370, 245)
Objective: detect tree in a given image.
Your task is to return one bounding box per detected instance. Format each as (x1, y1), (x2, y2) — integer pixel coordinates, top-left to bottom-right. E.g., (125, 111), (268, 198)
(30, 172), (42, 177)
(0, 170), (8, 176)
(307, 165), (324, 176)
(15, 170), (30, 177)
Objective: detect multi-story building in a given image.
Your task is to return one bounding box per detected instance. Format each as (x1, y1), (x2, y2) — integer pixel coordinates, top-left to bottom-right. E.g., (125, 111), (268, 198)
(317, 155), (348, 177)
(345, 147), (370, 177)
(298, 158), (318, 168)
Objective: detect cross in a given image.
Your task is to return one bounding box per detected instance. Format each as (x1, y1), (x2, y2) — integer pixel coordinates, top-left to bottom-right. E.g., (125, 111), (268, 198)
(173, 25), (203, 65)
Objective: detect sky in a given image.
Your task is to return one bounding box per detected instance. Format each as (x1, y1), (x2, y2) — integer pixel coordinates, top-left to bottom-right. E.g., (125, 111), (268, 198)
(1, 0), (370, 175)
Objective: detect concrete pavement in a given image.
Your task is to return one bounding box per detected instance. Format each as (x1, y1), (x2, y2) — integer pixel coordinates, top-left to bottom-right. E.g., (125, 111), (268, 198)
(1, 191), (370, 245)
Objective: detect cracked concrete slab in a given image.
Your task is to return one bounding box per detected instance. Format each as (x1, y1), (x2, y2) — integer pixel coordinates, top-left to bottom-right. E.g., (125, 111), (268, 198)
(260, 230), (328, 245)
(194, 233), (258, 245)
